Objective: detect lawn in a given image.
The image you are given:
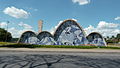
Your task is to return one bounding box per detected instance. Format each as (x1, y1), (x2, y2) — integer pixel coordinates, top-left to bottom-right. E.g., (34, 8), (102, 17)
(0, 42), (120, 49)
(0, 42), (16, 45)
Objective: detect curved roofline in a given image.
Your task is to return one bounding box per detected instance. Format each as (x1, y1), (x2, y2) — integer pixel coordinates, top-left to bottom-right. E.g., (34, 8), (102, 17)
(17, 31), (36, 43)
(87, 32), (107, 46)
(87, 32), (103, 38)
(22, 31), (36, 34)
(53, 19), (86, 36)
(37, 31), (54, 37)
(37, 31), (54, 41)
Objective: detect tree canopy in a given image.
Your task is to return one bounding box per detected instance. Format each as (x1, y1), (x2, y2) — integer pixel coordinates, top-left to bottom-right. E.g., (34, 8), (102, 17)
(116, 34), (120, 39)
(0, 28), (12, 42)
(105, 33), (120, 44)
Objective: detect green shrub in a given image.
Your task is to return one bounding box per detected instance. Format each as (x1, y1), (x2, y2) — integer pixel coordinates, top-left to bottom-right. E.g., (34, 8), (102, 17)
(0, 43), (120, 49)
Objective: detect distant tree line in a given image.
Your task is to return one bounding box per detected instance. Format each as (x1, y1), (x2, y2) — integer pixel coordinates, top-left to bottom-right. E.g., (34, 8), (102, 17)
(0, 28), (20, 42)
(105, 34), (120, 44)
(0, 28), (12, 42)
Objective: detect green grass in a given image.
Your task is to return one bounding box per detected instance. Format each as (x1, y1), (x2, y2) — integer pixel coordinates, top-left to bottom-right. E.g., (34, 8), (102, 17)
(0, 42), (120, 49)
(0, 42), (16, 46)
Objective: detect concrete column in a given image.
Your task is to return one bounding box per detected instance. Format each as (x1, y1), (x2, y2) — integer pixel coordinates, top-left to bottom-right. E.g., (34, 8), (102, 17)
(38, 20), (43, 33)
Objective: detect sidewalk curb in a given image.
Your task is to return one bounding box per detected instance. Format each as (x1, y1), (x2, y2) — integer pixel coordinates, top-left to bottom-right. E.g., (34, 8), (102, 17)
(0, 48), (120, 53)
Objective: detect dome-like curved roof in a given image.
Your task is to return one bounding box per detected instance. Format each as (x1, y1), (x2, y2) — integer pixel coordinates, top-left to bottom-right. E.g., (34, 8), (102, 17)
(86, 32), (107, 46)
(18, 19), (106, 46)
(53, 19), (88, 45)
(53, 19), (86, 41)
(37, 31), (56, 45)
(87, 32), (103, 39)
(37, 31), (54, 41)
(18, 31), (36, 43)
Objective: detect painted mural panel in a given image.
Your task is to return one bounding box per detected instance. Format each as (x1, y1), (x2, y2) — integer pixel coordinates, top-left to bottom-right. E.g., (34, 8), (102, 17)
(37, 31), (56, 45)
(18, 31), (56, 45)
(87, 32), (107, 46)
(25, 37), (39, 44)
(54, 20), (88, 45)
(18, 31), (37, 44)
(18, 19), (107, 46)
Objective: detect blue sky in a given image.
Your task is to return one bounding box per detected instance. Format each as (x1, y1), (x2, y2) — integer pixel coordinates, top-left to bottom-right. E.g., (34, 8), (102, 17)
(0, 0), (120, 38)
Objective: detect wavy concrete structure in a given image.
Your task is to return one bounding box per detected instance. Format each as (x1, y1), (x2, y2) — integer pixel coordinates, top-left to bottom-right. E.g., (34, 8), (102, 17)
(53, 19), (88, 45)
(86, 32), (107, 46)
(18, 19), (107, 46)
(37, 31), (56, 45)
(18, 31), (37, 44)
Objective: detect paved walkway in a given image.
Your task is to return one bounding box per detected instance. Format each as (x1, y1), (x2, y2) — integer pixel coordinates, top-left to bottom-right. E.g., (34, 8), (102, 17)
(0, 48), (120, 53)
(0, 48), (120, 68)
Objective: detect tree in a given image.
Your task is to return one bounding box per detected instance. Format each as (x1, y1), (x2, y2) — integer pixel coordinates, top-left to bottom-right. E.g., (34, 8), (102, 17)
(11, 38), (19, 43)
(116, 34), (120, 42)
(0, 28), (12, 42)
(107, 36), (109, 39)
(116, 34), (120, 39)
(111, 35), (115, 39)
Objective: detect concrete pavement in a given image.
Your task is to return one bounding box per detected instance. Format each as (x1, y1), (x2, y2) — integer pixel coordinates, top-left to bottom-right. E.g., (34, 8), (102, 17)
(0, 48), (120, 53)
(0, 48), (120, 68)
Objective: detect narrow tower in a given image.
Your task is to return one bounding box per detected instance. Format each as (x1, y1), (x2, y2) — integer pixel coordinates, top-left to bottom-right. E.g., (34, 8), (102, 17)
(38, 20), (43, 33)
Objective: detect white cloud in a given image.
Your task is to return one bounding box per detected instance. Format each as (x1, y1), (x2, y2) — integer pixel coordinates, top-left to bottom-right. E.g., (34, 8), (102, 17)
(3, 6), (29, 19)
(0, 22), (7, 28)
(84, 25), (95, 34)
(18, 22), (32, 29)
(115, 17), (120, 20)
(97, 21), (119, 29)
(72, 0), (90, 5)
(29, 7), (38, 11)
(8, 22), (34, 38)
(84, 21), (120, 37)
(8, 27), (20, 38)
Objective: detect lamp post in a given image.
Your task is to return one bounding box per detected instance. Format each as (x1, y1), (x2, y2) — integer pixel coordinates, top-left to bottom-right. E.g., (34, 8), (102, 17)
(0, 21), (2, 28)
(7, 21), (9, 31)
(0, 22), (1, 28)
(5, 21), (9, 42)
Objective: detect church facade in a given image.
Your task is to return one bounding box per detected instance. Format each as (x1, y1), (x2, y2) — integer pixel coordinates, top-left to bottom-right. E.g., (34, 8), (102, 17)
(18, 19), (107, 46)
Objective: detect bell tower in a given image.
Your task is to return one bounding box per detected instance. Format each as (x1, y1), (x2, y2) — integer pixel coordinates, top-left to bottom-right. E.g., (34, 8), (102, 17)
(38, 20), (43, 33)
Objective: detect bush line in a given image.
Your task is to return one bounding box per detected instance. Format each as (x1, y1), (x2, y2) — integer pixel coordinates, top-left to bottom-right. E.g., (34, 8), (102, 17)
(0, 43), (120, 49)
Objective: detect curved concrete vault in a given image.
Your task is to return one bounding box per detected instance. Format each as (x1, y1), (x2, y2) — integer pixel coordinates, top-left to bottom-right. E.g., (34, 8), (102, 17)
(18, 19), (107, 46)
(86, 32), (107, 46)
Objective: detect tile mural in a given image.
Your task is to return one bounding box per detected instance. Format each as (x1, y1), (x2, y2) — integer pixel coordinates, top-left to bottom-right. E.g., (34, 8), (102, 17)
(18, 19), (106, 46)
